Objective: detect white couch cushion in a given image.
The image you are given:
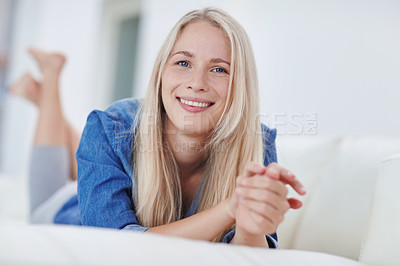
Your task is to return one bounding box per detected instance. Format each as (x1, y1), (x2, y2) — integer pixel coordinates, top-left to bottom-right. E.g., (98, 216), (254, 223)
(276, 136), (341, 249)
(359, 153), (400, 266)
(0, 174), (28, 222)
(291, 137), (400, 260)
(0, 223), (365, 265)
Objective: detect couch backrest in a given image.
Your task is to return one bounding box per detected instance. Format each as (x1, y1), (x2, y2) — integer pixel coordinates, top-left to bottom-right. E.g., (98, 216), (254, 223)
(277, 136), (400, 260)
(276, 136), (341, 248)
(359, 153), (400, 266)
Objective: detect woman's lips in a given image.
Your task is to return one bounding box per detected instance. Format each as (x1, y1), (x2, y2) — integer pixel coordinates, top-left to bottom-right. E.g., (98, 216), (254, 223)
(177, 97), (214, 113)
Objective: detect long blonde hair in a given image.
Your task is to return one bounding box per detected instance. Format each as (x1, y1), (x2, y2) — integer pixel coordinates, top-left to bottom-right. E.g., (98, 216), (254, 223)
(133, 7), (263, 242)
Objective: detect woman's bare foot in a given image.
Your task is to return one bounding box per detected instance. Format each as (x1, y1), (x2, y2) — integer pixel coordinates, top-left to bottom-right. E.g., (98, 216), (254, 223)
(9, 73), (41, 106)
(28, 48), (66, 77)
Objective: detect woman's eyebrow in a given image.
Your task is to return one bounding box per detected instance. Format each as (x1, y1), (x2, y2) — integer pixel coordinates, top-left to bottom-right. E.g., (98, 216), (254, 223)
(171, 50), (193, 57)
(171, 50), (230, 66)
(210, 58), (230, 66)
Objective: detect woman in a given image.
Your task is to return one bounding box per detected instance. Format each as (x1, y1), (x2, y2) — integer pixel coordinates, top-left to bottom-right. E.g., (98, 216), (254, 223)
(12, 7), (305, 248)
(77, 7), (305, 248)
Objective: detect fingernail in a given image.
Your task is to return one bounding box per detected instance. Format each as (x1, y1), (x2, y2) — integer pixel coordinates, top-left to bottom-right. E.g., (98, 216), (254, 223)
(299, 187), (306, 194)
(268, 168), (278, 176)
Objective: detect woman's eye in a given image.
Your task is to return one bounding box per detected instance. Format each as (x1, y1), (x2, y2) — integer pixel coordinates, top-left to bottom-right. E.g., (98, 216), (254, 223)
(177, 61), (189, 67)
(213, 67), (228, 74)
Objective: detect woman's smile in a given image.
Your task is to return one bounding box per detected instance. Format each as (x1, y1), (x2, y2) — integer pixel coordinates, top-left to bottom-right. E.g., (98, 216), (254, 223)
(177, 97), (215, 113)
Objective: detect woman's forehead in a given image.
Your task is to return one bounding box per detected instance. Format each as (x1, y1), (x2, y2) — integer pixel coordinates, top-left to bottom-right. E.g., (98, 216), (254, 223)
(172, 22), (231, 60)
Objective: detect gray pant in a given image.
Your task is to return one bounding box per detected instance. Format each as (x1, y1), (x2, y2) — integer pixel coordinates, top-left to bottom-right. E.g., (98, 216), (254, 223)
(29, 146), (75, 223)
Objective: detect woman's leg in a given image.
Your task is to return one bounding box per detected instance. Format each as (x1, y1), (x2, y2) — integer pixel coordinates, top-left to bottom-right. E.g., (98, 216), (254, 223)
(9, 73), (40, 106)
(9, 71), (68, 215)
(9, 49), (80, 218)
(28, 48), (68, 148)
(29, 48), (80, 180)
(9, 50), (79, 180)
(65, 120), (79, 180)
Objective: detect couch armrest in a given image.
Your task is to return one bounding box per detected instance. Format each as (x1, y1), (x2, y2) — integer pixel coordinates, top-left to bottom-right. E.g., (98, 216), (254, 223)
(359, 153), (400, 266)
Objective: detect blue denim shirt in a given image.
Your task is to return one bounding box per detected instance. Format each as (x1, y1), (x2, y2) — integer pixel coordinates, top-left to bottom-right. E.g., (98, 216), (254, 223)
(57, 98), (278, 247)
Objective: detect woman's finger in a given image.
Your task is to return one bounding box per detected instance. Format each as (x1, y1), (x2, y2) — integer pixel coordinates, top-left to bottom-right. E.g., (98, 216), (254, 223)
(265, 163), (306, 196)
(241, 196), (289, 218)
(238, 175), (289, 197)
(237, 175), (288, 197)
(236, 185), (287, 207)
(287, 198), (303, 209)
(244, 161), (266, 177)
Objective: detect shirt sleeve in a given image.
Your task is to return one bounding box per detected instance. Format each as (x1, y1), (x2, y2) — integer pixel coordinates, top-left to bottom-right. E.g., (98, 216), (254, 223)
(77, 110), (145, 230)
(262, 124), (277, 166)
(222, 230), (279, 248)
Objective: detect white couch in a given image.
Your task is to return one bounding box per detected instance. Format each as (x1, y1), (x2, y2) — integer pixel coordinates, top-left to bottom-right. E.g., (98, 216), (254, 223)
(276, 136), (400, 266)
(1, 135), (399, 265)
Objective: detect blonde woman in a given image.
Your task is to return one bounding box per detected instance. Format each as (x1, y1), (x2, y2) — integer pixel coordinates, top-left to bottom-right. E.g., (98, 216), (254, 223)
(19, 8), (305, 248)
(77, 8), (306, 248)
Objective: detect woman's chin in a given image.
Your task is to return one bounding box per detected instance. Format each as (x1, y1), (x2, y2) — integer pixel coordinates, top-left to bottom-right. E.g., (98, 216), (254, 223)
(170, 126), (212, 138)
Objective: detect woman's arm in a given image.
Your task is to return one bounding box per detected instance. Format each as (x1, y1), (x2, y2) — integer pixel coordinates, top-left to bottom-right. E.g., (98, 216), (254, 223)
(78, 108), (305, 244)
(146, 199), (234, 241)
(148, 162), (303, 245)
(78, 107), (235, 241)
(147, 162), (305, 243)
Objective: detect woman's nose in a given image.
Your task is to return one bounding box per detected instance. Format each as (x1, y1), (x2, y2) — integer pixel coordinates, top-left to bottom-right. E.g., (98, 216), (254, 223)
(187, 69), (209, 92)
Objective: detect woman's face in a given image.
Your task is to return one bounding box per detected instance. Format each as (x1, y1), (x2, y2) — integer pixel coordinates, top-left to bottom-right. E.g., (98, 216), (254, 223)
(161, 21), (231, 138)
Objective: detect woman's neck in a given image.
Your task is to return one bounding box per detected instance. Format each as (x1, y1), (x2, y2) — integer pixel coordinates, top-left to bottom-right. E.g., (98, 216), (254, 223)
(165, 129), (208, 179)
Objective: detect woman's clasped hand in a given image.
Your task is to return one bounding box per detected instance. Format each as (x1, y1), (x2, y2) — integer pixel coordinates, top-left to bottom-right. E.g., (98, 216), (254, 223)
(227, 162), (306, 242)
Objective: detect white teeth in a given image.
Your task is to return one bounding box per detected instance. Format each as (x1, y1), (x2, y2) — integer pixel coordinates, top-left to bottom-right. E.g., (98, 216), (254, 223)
(180, 98), (211, 108)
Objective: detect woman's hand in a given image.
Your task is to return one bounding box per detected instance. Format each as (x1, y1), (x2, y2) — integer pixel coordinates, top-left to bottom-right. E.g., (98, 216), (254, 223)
(234, 162), (306, 237)
(225, 162), (267, 220)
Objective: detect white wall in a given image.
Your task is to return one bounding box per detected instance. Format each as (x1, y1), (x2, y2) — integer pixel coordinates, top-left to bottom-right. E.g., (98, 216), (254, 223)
(0, 0), (42, 177)
(135, 0), (400, 137)
(1, 0), (400, 177)
(0, 0), (103, 176)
